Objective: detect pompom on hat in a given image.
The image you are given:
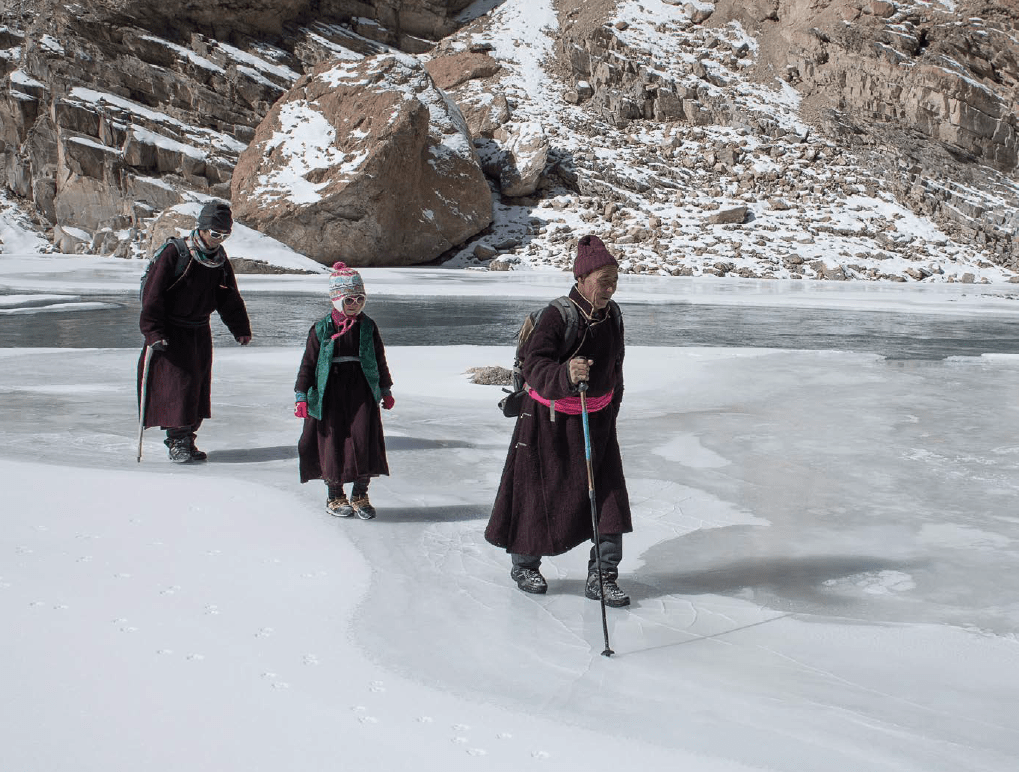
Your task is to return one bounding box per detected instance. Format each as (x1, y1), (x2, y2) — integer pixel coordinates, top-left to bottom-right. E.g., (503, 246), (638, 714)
(573, 234), (617, 278)
(329, 261), (365, 301)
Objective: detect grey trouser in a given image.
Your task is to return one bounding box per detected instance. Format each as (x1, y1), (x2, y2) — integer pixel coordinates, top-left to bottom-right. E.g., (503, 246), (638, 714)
(512, 533), (623, 573)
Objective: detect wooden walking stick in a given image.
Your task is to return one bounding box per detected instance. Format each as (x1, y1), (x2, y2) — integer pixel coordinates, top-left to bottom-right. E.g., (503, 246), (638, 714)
(137, 345), (154, 462)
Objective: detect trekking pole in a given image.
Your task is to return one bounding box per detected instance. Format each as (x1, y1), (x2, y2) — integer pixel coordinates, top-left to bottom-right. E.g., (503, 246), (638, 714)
(137, 345), (154, 462)
(578, 381), (613, 657)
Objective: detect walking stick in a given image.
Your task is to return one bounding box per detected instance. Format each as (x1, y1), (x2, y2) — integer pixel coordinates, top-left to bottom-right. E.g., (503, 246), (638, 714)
(137, 345), (154, 462)
(578, 382), (614, 657)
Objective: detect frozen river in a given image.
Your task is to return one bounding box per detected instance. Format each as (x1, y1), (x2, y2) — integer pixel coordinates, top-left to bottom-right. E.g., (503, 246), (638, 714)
(3, 289), (1019, 359)
(2, 258), (1019, 771)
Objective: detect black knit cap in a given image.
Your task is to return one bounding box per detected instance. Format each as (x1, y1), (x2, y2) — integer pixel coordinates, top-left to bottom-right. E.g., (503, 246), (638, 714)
(197, 201), (233, 233)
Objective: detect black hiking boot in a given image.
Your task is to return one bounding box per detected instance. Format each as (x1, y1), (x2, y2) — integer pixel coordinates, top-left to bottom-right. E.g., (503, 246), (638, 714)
(510, 566), (548, 595)
(166, 438), (193, 464)
(165, 436), (206, 463)
(585, 570), (630, 607)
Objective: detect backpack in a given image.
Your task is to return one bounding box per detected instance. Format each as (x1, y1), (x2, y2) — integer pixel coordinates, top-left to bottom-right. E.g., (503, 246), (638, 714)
(138, 236), (192, 300)
(498, 296), (621, 417)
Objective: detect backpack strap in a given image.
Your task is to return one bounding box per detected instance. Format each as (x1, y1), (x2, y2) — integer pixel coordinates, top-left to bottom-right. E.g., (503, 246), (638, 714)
(169, 237), (191, 278)
(549, 296), (579, 361)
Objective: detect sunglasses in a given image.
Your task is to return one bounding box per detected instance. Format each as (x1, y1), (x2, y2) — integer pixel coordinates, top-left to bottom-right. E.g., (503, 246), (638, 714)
(341, 295), (366, 305)
(208, 230), (231, 240)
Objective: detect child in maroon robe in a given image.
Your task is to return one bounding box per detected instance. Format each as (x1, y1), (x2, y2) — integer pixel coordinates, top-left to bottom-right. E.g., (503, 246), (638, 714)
(294, 263), (394, 519)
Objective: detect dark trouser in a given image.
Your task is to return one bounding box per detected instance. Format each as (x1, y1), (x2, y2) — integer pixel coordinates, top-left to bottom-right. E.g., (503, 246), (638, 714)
(512, 533), (623, 574)
(327, 475), (371, 499)
(165, 420), (202, 443)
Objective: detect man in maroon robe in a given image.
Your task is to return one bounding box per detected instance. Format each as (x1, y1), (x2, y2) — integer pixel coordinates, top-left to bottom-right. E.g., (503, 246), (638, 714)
(486, 235), (633, 607)
(138, 201), (252, 463)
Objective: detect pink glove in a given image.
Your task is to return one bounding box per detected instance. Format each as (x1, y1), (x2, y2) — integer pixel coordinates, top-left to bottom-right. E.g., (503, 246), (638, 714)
(382, 394), (395, 410)
(294, 402), (308, 418)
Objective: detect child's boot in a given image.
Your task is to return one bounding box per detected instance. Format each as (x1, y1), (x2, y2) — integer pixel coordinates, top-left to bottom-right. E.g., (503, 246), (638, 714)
(350, 481), (376, 520)
(325, 483), (354, 518)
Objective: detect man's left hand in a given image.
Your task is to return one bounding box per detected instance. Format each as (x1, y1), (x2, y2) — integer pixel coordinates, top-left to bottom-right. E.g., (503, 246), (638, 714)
(236, 335), (251, 345)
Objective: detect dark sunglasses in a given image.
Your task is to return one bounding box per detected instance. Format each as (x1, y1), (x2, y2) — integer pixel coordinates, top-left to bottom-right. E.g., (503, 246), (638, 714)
(208, 230), (231, 240)
(342, 295), (366, 305)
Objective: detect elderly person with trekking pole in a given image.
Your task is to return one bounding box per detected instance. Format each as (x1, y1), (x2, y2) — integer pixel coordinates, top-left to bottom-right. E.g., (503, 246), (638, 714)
(485, 235), (632, 619)
(137, 200), (252, 463)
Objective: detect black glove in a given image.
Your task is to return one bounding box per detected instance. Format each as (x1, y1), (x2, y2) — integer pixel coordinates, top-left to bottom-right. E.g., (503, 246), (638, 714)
(150, 339), (169, 352)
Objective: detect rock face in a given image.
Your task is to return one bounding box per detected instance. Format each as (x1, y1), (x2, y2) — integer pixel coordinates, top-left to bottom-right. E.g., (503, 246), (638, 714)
(231, 54), (492, 266)
(556, 0), (1019, 266)
(0, 0), (480, 259)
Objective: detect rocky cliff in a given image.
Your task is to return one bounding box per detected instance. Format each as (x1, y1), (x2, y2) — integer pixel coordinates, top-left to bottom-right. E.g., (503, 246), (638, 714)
(0, 0), (1016, 280)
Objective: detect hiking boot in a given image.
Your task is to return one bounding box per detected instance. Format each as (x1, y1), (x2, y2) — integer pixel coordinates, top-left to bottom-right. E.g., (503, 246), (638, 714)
(187, 442), (207, 462)
(166, 438), (193, 464)
(585, 570), (630, 607)
(510, 566), (548, 595)
(326, 494), (355, 518)
(350, 493), (376, 520)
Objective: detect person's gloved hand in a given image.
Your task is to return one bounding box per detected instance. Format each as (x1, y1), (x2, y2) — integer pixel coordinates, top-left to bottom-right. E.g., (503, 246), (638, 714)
(236, 335), (251, 346)
(382, 394), (395, 410)
(294, 402), (308, 418)
(150, 339), (169, 352)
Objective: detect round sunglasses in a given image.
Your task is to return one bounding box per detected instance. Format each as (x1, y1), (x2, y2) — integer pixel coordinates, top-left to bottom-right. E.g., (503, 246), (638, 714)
(341, 294), (366, 306)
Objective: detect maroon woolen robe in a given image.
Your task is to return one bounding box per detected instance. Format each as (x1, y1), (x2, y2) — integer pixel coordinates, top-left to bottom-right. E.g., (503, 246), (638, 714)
(137, 240), (250, 429)
(294, 315), (392, 485)
(486, 287), (632, 556)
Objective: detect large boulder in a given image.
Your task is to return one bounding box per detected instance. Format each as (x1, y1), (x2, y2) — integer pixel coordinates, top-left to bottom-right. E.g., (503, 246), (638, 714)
(231, 53), (492, 266)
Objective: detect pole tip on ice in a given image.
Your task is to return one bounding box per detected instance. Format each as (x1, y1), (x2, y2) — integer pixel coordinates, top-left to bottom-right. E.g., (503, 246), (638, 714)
(602, 648), (614, 657)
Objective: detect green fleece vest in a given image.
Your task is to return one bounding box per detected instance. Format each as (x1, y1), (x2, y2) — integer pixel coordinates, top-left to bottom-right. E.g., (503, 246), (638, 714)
(306, 314), (381, 420)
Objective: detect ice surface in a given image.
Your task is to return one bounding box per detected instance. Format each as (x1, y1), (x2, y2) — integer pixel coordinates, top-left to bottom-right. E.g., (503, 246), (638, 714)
(2, 259), (1019, 771)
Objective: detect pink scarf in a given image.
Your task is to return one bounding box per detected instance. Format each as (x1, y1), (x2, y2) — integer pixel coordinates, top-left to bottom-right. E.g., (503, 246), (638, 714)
(331, 308), (358, 339)
(526, 386), (614, 415)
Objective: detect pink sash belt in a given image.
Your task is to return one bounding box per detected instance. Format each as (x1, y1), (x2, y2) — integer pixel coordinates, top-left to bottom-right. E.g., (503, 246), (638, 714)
(526, 386), (614, 415)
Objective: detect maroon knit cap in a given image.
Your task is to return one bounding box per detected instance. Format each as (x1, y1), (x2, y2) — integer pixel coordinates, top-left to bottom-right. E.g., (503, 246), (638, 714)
(573, 235), (617, 278)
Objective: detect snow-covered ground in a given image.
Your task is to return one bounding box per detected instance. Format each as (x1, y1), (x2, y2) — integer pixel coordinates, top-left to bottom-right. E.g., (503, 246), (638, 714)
(2, 253), (1019, 771)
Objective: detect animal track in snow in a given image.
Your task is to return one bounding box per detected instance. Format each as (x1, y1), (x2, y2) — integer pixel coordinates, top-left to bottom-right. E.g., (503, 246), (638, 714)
(352, 706), (377, 723)
(261, 672), (288, 689)
(368, 680), (385, 692)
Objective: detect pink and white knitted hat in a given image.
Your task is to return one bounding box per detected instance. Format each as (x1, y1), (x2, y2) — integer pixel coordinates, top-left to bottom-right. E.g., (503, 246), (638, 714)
(328, 262), (365, 301)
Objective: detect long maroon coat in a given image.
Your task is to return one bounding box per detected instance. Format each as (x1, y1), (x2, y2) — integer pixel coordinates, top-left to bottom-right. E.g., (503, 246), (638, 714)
(295, 314), (393, 485)
(137, 240), (251, 429)
(485, 287), (632, 557)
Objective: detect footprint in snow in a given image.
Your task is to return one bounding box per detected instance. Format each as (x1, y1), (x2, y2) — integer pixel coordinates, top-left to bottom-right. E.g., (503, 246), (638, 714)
(369, 680), (385, 692)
